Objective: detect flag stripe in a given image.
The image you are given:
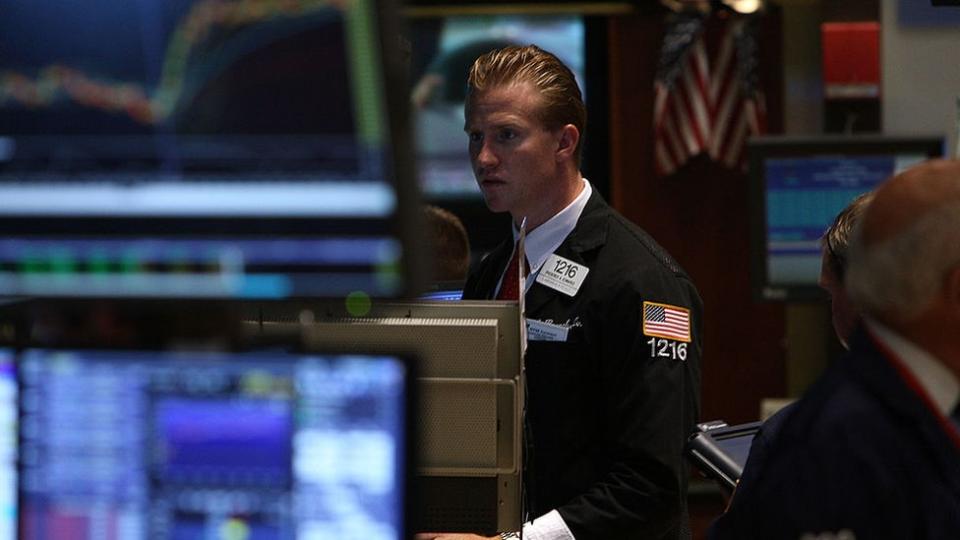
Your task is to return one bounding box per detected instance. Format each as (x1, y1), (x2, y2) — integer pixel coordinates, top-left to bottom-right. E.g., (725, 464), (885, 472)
(679, 72), (706, 147)
(709, 27), (735, 102)
(643, 302), (692, 342)
(653, 25), (712, 176)
(654, 14), (767, 176)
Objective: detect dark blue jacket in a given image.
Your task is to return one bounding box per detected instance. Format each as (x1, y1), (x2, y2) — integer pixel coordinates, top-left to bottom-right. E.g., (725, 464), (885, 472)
(710, 326), (960, 539)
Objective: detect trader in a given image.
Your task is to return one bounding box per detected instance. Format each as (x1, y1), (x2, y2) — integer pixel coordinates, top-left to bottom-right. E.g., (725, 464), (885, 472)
(718, 159), (960, 538)
(426, 45), (703, 540)
(709, 191), (873, 538)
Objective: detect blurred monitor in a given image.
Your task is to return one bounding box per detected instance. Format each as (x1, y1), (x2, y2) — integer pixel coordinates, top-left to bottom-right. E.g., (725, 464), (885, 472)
(0, 350), (13, 540)
(418, 289), (463, 301)
(0, 0), (421, 299)
(245, 300), (523, 535)
(408, 13), (585, 199)
(419, 283), (463, 301)
(18, 348), (412, 540)
(748, 135), (943, 301)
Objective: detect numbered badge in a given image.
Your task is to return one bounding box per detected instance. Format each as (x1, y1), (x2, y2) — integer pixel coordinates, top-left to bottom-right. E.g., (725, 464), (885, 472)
(642, 301), (691, 361)
(536, 254), (589, 297)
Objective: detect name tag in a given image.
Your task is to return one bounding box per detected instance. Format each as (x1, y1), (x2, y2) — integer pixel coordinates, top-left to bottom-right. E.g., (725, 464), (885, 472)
(526, 318), (569, 342)
(535, 254), (589, 297)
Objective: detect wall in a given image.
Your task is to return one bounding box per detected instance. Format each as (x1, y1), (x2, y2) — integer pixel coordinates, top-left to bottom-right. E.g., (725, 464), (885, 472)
(603, 3), (958, 536)
(607, 8), (787, 426)
(882, 0), (960, 157)
(776, 0), (960, 398)
(781, 0), (823, 134)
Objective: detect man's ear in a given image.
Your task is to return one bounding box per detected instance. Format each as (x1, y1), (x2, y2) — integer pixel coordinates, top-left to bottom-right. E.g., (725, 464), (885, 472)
(556, 124), (580, 162)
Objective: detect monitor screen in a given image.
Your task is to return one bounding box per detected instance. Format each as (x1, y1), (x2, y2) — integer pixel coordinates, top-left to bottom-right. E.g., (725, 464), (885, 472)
(17, 349), (411, 540)
(0, 0), (419, 299)
(749, 135), (943, 301)
(418, 287), (463, 301)
(409, 13), (585, 198)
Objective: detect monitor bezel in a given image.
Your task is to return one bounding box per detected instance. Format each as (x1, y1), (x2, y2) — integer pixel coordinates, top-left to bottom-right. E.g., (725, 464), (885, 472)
(748, 134), (944, 302)
(0, 0), (425, 302)
(11, 342), (417, 540)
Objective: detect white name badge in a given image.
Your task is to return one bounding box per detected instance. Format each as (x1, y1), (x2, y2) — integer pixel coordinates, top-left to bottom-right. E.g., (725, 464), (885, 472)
(526, 318), (569, 342)
(536, 253), (589, 297)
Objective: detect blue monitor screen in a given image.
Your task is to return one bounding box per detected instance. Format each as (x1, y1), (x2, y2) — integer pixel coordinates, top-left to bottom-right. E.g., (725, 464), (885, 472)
(765, 154), (925, 286)
(419, 288), (463, 301)
(17, 349), (410, 540)
(152, 396), (293, 483)
(0, 0), (412, 299)
(751, 136), (942, 300)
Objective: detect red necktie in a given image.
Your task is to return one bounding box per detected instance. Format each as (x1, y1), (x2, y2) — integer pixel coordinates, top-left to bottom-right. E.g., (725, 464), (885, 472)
(496, 247), (523, 300)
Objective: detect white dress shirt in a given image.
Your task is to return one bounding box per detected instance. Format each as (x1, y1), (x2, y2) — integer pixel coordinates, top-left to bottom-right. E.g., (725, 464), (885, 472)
(866, 317), (960, 415)
(495, 178), (592, 300)
(499, 178), (591, 540)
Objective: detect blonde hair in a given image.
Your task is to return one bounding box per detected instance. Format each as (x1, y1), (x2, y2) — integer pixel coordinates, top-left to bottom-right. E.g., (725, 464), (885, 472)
(821, 191), (874, 280)
(467, 45), (586, 164)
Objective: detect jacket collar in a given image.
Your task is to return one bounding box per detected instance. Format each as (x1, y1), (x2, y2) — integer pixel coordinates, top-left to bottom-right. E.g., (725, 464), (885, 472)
(523, 190), (611, 315)
(467, 190), (613, 306)
(847, 326), (960, 491)
(562, 189), (610, 254)
(469, 238), (514, 301)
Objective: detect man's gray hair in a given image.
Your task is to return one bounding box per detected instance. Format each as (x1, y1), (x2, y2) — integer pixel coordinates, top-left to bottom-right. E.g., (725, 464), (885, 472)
(845, 202), (960, 320)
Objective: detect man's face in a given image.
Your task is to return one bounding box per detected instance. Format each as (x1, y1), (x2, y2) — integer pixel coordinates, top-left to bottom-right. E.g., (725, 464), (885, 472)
(464, 82), (563, 224)
(819, 251), (859, 349)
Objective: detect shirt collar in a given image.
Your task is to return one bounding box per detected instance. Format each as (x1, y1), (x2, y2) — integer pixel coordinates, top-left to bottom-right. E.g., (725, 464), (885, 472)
(865, 317), (960, 415)
(512, 177), (591, 278)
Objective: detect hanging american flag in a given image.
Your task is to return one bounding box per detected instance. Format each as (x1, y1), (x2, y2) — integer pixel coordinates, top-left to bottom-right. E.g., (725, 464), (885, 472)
(653, 11), (768, 177)
(708, 16), (767, 170)
(653, 11), (710, 177)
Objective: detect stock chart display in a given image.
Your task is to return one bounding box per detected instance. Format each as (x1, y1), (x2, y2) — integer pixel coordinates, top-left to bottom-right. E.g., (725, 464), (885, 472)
(0, 0), (409, 299)
(18, 349), (409, 539)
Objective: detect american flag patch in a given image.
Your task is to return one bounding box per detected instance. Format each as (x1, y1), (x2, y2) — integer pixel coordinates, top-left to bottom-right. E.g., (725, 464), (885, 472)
(642, 301), (691, 342)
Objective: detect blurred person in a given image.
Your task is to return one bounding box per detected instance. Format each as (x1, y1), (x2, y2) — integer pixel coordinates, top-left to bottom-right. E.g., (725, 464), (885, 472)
(818, 191), (874, 348)
(714, 159), (960, 538)
(423, 204), (471, 283)
(709, 191), (873, 538)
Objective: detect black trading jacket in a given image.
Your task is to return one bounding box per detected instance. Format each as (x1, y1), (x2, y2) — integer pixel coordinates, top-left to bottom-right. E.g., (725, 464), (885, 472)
(710, 326), (960, 539)
(464, 190), (703, 540)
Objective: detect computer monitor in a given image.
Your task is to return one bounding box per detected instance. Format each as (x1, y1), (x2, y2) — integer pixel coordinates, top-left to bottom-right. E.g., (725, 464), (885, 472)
(748, 135), (943, 301)
(0, 0), (422, 299)
(245, 300), (523, 535)
(17, 348), (413, 540)
(686, 421), (762, 493)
